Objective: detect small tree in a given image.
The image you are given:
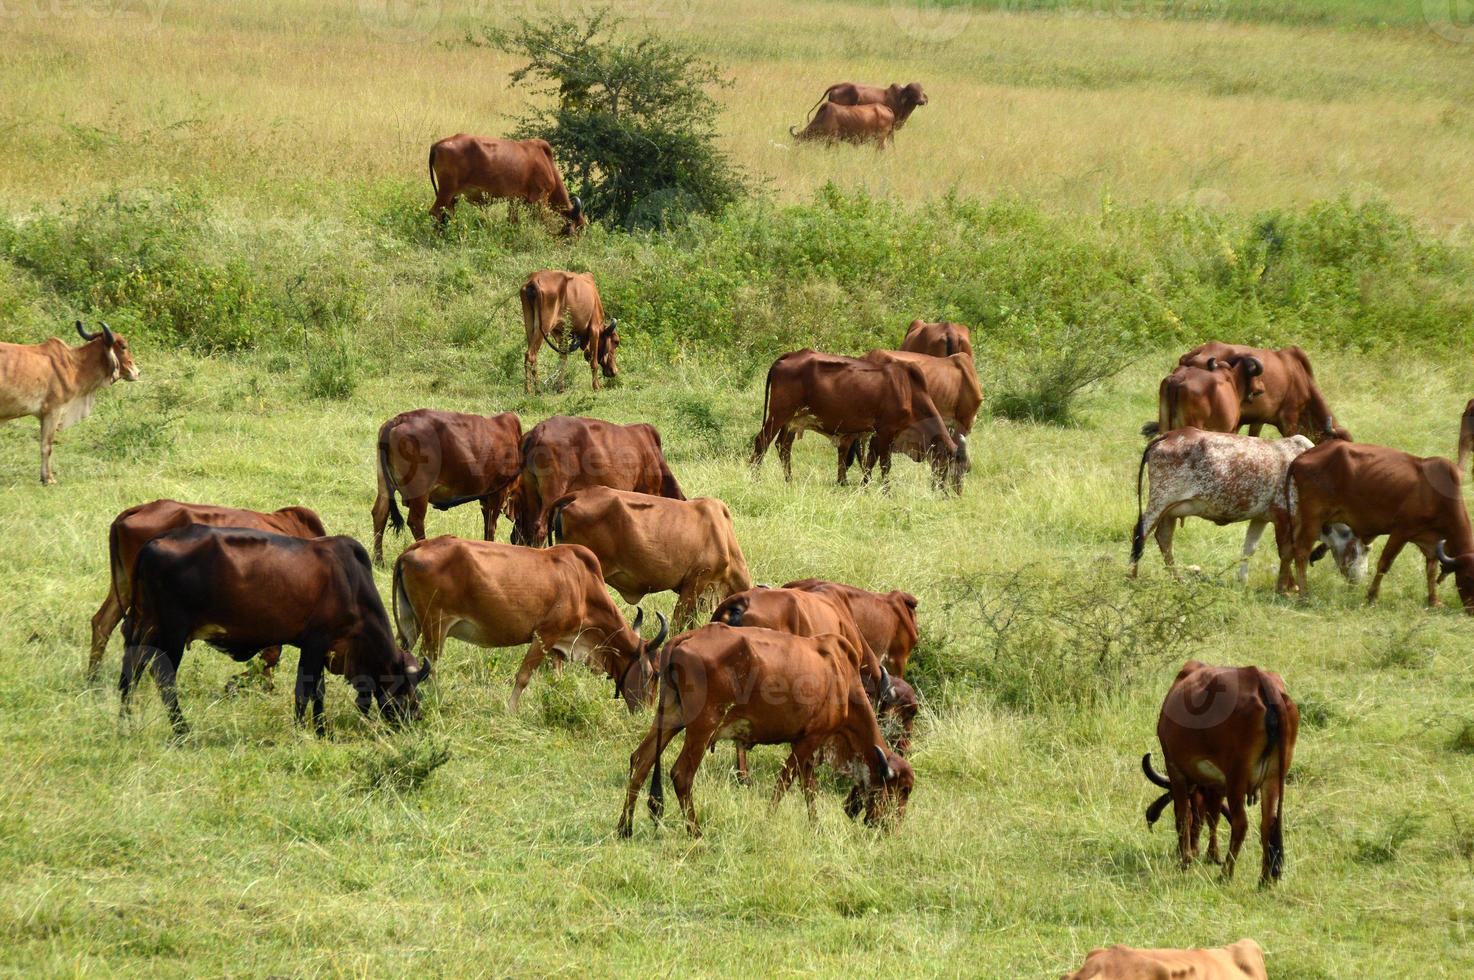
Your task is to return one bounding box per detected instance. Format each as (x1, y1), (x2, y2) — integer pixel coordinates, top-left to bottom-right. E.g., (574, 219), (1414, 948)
(480, 10), (745, 230)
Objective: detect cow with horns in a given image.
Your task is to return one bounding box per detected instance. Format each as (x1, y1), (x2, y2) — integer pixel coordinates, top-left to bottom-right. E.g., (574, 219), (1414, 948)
(0, 321), (140, 484)
(521, 270), (619, 394)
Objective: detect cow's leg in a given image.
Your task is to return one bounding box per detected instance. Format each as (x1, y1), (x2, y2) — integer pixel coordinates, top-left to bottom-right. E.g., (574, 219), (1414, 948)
(295, 645), (328, 737)
(38, 413), (59, 485)
(118, 641), (158, 720)
(88, 586), (125, 682)
(1170, 776), (1193, 868)
(1418, 544), (1442, 607)
(1259, 776), (1285, 885)
(1202, 790), (1224, 864)
(733, 744), (751, 785)
(1290, 499), (1326, 596)
(150, 648), (189, 738)
(509, 637), (551, 712)
(1222, 788), (1250, 881)
(1238, 519), (1268, 585)
(836, 436), (860, 486)
(1270, 506), (1296, 594)
(671, 717), (719, 837)
(1131, 497), (1170, 579)
(430, 189), (457, 226)
(618, 718), (677, 837)
(751, 393), (799, 474)
(371, 484), (391, 565)
(406, 497), (429, 543)
(524, 339), (539, 395)
(1154, 512), (1178, 574)
(1367, 534), (1409, 604)
(480, 495), (497, 541)
(777, 429), (795, 482)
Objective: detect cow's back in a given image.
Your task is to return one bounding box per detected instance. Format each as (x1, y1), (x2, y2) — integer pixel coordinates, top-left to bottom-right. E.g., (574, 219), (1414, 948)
(1063, 940), (1266, 980)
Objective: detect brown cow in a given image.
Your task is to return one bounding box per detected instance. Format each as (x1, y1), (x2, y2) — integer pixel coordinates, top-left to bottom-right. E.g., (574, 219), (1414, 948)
(391, 536), (668, 711)
(549, 487), (750, 628)
(617, 624), (913, 837)
(1061, 939), (1267, 980)
(900, 319), (972, 358)
(521, 270), (618, 393)
(860, 349), (982, 493)
(1144, 661), (1297, 884)
(790, 103), (896, 148)
(0, 321), (140, 484)
(1286, 440), (1474, 609)
(372, 409), (522, 564)
(427, 134), (585, 234)
(1145, 344), (1349, 442)
(1457, 398), (1474, 478)
(512, 415), (684, 547)
(783, 578), (920, 676)
(751, 349), (962, 489)
(804, 82), (927, 129)
(89, 499), (327, 682)
(122, 526), (428, 737)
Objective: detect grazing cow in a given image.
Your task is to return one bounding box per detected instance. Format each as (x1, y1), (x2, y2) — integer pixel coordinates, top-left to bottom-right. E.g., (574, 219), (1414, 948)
(804, 81), (928, 129)
(617, 624), (913, 837)
(1144, 661), (1297, 884)
(89, 499), (327, 682)
(711, 586), (914, 781)
(121, 526), (428, 737)
(1458, 398), (1474, 478)
(549, 487), (751, 628)
(1144, 344), (1348, 442)
(427, 134), (585, 234)
(859, 349), (982, 493)
(900, 319), (972, 358)
(1130, 429), (1366, 586)
(783, 578), (920, 676)
(790, 103), (896, 148)
(372, 409), (522, 564)
(0, 321), (140, 484)
(521, 270), (619, 393)
(1061, 939), (1267, 980)
(1287, 440), (1474, 609)
(512, 415), (684, 547)
(391, 536), (668, 711)
(751, 349), (961, 489)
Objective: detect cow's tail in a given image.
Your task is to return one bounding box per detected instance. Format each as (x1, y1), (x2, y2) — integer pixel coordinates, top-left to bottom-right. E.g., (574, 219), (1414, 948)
(427, 145), (438, 196)
(803, 86), (834, 125)
(378, 421), (405, 534)
(647, 649), (677, 822)
(1131, 436), (1164, 564)
(845, 437), (864, 469)
(107, 516), (129, 618)
(391, 553), (418, 651)
(1260, 675), (1289, 879)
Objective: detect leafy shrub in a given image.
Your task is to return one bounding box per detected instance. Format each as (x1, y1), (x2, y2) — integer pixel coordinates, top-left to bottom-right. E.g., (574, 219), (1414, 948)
(305, 329), (359, 400)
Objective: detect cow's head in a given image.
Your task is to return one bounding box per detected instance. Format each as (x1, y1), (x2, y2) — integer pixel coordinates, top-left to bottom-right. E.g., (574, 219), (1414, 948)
(844, 745), (914, 829)
(901, 82), (927, 107)
(1206, 354), (1261, 400)
(1309, 523), (1367, 582)
(1435, 540), (1474, 613)
(710, 593), (749, 627)
(597, 319), (620, 379)
(560, 196), (588, 236)
(77, 320), (139, 382)
(612, 609), (668, 711)
(361, 651), (431, 725)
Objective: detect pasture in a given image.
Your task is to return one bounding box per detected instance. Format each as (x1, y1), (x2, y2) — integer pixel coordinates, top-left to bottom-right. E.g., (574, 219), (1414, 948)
(3, 0), (1474, 976)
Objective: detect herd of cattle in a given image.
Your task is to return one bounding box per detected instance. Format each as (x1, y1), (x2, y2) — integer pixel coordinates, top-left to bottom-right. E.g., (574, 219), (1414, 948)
(1, 78), (1466, 978)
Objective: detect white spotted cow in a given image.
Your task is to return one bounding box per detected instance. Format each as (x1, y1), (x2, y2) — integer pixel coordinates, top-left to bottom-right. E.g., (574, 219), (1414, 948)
(1130, 428), (1366, 587)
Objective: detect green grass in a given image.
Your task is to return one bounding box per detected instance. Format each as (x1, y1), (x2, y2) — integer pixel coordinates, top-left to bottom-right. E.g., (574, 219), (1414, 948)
(3, 349), (1474, 975)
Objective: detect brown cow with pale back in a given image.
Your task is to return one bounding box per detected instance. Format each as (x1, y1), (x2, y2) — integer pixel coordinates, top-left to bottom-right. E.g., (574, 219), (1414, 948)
(1061, 939), (1267, 980)
(1143, 661), (1297, 884)
(791, 103), (896, 148)
(512, 415), (684, 546)
(549, 486), (751, 628)
(617, 624), (913, 838)
(90, 499), (327, 682)
(391, 536), (668, 711)
(752, 349), (962, 489)
(521, 270), (619, 393)
(372, 409), (522, 564)
(0, 321), (140, 484)
(900, 319), (972, 358)
(783, 578), (920, 676)
(427, 134), (585, 234)
(804, 82), (928, 129)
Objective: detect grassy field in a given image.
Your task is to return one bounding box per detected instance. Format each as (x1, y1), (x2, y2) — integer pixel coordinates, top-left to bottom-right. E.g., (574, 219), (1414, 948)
(4, 0), (1474, 976)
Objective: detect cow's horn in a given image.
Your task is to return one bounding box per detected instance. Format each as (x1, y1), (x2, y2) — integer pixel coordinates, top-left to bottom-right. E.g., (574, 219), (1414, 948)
(632, 608), (645, 633)
(569, 195), (583, 220)
(878, 664), (894, 703)
(1205, 357), (1217, 371)
(76, 320), (98, 342)
(1436, 540), (1459, 575)
(649, 611), (669, 650)
(100, 321), (115, 346)
(1243, 356), (1264, 378)
(412, 656), (432, 685)
(872, 745), (894, 783)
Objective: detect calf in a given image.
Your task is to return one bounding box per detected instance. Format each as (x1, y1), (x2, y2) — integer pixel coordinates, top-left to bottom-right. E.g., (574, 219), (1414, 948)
(1061, 939), (1267, 980)
(513, 415), (684, 547)
(521, 270), (618, 393)
(549, 486), (751, 628)
(391, 536), (668, 711)
(752, 349), (961, 489)
(90, 499), (327, 682)
(900, 319), (972, 358)
(1131, 428), (1365, 586)
(1287, 440), (1474, 609)
(617, 624), (913, 837)
(372, 409), (522, 563)
(0, 321), (140, 484)
(1145, 661), (1297, 884)
(782, 578), (920, 676)
(122, 526), (427, 737)
(790, 103), (896, 148)
(804, 82), (927, 129)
